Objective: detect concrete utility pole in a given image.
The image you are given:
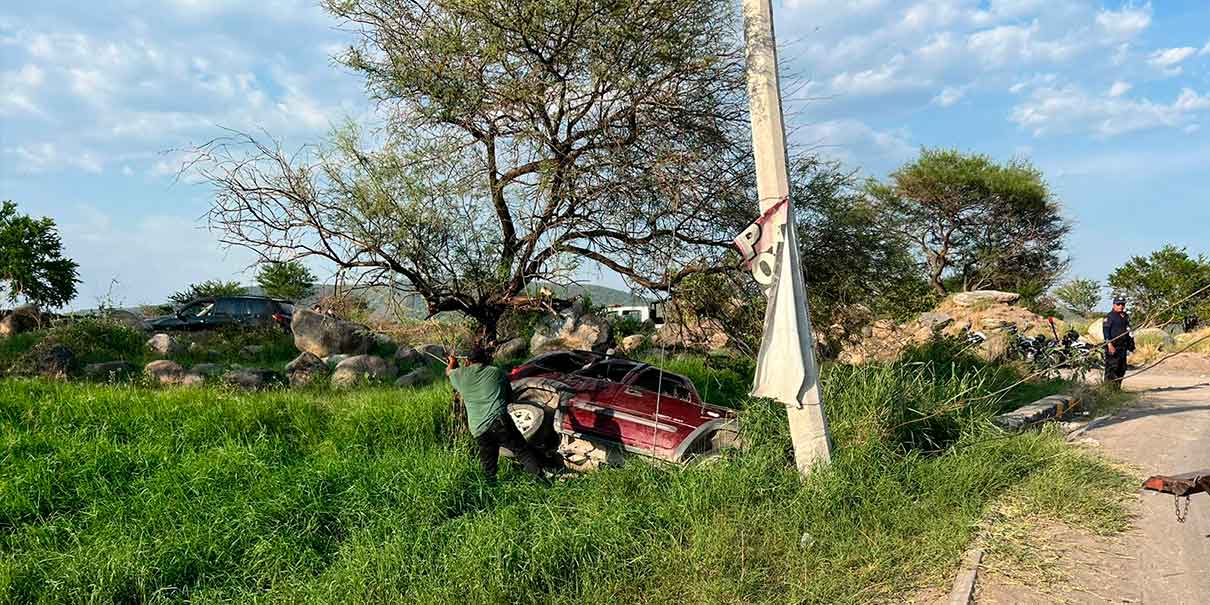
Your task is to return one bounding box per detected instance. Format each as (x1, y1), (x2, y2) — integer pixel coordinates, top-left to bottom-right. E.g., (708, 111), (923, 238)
(740, 0), (833, 474)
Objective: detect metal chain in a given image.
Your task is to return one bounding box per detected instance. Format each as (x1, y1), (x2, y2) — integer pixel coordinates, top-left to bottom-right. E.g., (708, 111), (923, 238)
(1175, 495), (1191, 524)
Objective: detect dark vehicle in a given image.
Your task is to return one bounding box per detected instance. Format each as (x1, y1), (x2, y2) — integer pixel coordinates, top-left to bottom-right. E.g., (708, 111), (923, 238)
(506, 352), (740, 463)
(148, 296), (293, 332)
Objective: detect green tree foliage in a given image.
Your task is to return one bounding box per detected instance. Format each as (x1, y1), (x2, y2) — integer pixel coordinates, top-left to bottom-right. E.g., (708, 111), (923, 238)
(794, 159), (934, 330)
(1053, 278), (1101, 316)
(867, 149), (1071, 297)
(672, 159), (933, 355)
(1108, 245), (1210, 324)
(169, 280), (246, 306)
(195, 0), (752, 345)
(0, 201), (80, 309)
(256, 261), (316, 301)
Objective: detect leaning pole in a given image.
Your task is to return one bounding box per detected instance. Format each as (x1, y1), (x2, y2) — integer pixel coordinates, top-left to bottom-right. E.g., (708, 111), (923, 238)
(740, 0), (833, 475)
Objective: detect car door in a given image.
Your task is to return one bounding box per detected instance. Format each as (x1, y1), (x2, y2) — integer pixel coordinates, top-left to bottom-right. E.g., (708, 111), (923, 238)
(611, 368), (700, 456)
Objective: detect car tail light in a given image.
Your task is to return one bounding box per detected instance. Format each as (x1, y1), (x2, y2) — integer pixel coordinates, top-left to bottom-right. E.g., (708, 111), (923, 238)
(272, 313), (287, 324)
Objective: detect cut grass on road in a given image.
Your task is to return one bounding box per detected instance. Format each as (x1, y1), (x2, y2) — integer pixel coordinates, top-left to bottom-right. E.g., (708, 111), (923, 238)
(0, 345), (1132, 604)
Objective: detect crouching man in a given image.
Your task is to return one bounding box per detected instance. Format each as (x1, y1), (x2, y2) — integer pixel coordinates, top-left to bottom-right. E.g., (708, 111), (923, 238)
(446, 347), (544, 484)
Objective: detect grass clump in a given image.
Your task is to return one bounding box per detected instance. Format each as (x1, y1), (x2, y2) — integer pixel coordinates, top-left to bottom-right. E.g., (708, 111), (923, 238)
(0, 344), (1132, 603)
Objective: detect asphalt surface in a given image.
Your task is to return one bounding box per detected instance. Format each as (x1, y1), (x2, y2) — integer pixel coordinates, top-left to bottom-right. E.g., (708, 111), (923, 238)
(1086, 372), (1210, 604)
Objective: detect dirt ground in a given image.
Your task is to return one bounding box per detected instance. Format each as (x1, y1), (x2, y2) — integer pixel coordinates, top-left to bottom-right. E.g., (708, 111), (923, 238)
(975, 369), (1210, 604)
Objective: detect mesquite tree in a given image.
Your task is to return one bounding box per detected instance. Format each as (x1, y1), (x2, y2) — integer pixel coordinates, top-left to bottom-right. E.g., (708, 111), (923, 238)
(194, 0), (753, 344)
(867, 149), (1070, 297)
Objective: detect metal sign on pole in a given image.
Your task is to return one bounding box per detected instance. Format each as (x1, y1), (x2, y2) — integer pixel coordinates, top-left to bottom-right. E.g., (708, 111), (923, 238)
(738, 0), (833, 475)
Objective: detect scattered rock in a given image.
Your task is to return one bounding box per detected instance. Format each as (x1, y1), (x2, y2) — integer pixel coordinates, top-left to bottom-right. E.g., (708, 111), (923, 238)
(332, 354), (398, 387)
(222, 368), (284, 390)
(35, 344), (74, 379)
(917, 312), (954, 332)
(620, 334), (647, 354)
(395, 366), (434, 388)
(871, 319), (898, 340)
(371, 332), (395, 348)
(189, 363), (224, 378)
(146, 333), (185, 356)
(980, 317), (1012, 329)
(286, 352), (329, 387)
(951, 290), (1020, 308)
(495, 337), (527, 360)
(1086, 320), (1104, 344)
(144, 360), (185, 385)
(0, 304), (41, 336)
(84, 361), (137, 381)
(323, 354), (351, 369)
(291, 309), (372, 358)
(531, 302), (612, 354)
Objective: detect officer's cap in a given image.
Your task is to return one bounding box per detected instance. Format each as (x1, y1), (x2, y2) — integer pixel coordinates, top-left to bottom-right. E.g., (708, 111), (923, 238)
(1112, 296), (1126, 305)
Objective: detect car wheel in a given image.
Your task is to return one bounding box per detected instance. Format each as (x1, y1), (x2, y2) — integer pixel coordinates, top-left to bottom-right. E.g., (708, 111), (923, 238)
(508, 402), (546, 441)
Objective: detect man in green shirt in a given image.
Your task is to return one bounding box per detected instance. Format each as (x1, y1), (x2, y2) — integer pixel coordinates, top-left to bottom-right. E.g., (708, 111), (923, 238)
(447, 347), (543, 483)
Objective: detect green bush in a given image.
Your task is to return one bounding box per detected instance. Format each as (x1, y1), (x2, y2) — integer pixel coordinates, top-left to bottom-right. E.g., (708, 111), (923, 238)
(37, 318), (146, 366)
(170, 327), (298, 369)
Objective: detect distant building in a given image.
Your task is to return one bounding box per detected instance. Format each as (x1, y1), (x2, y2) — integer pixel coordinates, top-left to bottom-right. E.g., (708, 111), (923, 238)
(604, 303), (665, 326)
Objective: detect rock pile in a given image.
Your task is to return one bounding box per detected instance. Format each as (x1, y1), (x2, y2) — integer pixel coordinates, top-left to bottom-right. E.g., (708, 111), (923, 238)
(291, 309), (372, 358)
(531, 301), (611, 354)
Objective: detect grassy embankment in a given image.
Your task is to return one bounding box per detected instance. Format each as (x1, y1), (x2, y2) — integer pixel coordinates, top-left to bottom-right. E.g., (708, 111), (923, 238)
(0, 344), (1132, 603)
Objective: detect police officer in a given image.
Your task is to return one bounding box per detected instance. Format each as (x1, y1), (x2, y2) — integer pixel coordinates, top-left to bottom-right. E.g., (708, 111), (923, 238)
(1102, 296), (1133, 389)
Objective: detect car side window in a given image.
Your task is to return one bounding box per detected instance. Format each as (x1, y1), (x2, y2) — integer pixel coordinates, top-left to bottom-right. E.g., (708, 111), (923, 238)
(245, 300), (272, 316)
(213, 299), (243, 316)
(179, 302), (210, 318)
(631, 369), (694, 401)
(577, 360), (638, 381)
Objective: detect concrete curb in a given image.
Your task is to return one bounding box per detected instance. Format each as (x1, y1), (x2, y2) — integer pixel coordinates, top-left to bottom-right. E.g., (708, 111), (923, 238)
(992, 394), (1077, 432)
(947, 547), (983, 605)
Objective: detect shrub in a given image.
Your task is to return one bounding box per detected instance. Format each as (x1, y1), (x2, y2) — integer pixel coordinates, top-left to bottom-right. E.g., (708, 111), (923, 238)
(41, 318), (146, 365)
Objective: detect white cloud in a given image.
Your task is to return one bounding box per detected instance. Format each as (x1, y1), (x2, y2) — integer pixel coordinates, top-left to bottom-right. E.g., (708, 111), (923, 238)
(793, 119), (915, 166)
(966, 21), (1081, 67)
(1148, 47), (1197, 75)
(932, 86), (967, 107)
(1108, 81), (1132, 97)
(1201, 41), (1210, 56)
(828, 56), (929, 97)
(1095, 3), (1152, 39)
(1011, 85), (1210, 137)
(3, 143), (103, 174)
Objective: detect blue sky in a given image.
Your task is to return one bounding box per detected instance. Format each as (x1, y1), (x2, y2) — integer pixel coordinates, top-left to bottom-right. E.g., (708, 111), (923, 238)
(1, 0), (1208, 309)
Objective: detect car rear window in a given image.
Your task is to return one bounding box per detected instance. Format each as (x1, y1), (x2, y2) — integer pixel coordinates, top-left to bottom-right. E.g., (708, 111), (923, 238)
(530, 352), (590, 373)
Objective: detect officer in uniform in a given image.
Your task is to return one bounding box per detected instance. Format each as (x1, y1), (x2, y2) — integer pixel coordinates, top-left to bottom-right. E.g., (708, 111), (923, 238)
(1102, 296), (1133, 389)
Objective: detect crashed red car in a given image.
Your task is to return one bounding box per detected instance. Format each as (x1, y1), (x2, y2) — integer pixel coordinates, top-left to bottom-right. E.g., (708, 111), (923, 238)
(506, 352), (740, 463)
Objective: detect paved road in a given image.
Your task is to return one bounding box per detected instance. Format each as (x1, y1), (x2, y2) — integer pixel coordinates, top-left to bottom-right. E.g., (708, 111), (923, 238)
(1086, 373), (1210, 604)
(974, 372), (1210, 604)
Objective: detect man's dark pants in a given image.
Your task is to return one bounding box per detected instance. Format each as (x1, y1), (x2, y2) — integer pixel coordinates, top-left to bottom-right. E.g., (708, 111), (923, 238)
(474, 415), (543, 483)
(1104, 349), (1128, 388)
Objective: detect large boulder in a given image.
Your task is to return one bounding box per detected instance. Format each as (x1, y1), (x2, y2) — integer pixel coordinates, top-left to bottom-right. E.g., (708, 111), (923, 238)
(917, 312), (954, 332)
(951, 290), (1021, 308)
(190, 363), (225, 378)
(34, 344), (74, 379)
(620, 334), (647, 354)
(651, 319), (729, 351)
(332, 355), (398, 387)
(223, 368), (284, 390)
(530, 303), (612, 354)
(146, 333), (185, 356)
(394, 345), (424, 369)
(395, 366), (434, 388)
(84, 361), (138, 382)
(323, 354), (352, 369)
(0, 305), (41, 336)
(495, 337), (528, 360)
(1085, 319), (1104, 344)
(291, 309), (372, 358)
(418, 344), (448, 361)
(286, 352), (329, 387)
(144, 360), (185, 385)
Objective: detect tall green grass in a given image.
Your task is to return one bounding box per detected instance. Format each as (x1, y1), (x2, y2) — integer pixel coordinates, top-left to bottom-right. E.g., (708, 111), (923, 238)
(0, 345), (1130, 603)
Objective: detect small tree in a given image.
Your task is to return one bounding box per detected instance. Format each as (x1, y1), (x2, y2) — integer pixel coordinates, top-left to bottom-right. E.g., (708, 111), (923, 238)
(0, 201), (80, 309)
(169, 280), (246, 305)
(1108, 245), (1210, 324)
(256, 261), (316, 301)
(1053, 278), (1101, 316)
(867, 149), (1070, 296)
